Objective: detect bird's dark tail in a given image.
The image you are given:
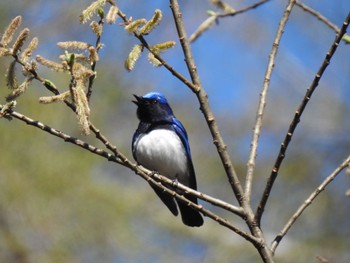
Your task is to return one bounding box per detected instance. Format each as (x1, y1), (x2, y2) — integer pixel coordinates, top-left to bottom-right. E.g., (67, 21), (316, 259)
(178, 195), (203, 227)
(151, 185), (203, 227)
(151, 185), (178, 216)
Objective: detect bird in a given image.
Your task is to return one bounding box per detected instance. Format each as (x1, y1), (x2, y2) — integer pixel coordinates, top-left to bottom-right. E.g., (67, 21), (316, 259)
(132, 92), (203, 227)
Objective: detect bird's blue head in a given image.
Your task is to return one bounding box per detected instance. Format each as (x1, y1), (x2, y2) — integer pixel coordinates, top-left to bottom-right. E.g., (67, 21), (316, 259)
(133, 92), (174, 123)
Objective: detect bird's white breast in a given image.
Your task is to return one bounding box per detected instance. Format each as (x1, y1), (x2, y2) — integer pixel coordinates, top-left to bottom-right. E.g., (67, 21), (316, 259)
(133, 129), (188, 180)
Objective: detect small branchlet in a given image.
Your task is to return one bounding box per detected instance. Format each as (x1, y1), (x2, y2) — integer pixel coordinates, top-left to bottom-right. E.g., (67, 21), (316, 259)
(0, 100), (17, 119)
(106, 5), (119, 24)
(210, 0), (236, 13)
(124, 19), (147, 34)
(80, 0), (107, 23)
(139, 9), (163, 35)
(124, 44), (143, 71)
(0, 16), (22, 48)
(189, 16), (217, 43)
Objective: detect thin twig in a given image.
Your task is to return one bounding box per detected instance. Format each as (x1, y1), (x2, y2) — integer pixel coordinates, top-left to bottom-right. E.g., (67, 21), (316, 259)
(4, 108), (119, 163)
(256, 11), (350, 225)
(245, 0), (296, 206)
(189, 0), (270, 43)
(169, 0), (245, 205)
(216, 0), (270, 18)
(271, 155), (350, 253)
(86, 17), (104, 101)
(296, 1), (340, 33)
(117, 9), (197, 91)
(12, 53), (77, 112)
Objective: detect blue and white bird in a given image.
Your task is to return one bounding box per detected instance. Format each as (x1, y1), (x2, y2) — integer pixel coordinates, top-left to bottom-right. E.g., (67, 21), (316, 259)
(132, 92), (203, 227)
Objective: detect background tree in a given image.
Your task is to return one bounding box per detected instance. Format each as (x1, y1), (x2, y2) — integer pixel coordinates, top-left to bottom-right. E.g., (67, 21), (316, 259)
(0, 0), (349, 262)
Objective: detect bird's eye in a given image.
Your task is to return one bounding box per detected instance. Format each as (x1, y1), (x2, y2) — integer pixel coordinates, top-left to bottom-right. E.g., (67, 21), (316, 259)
(151, 99), (158, 104)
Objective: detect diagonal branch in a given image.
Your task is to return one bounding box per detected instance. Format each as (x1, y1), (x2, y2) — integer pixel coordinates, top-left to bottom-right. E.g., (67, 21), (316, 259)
(271, 155), (350, 253)
(169, 0), (245, 206)
(117, 9), (197, 90)
(170, 1), (277, 262)
(255, 11), (350, 225)
(296, 1), (340, 33)
(190, 0), (271, 43)
(88, 123), (244, 216)
(0, 103), (246, 223)
(245, 0), (296, 205)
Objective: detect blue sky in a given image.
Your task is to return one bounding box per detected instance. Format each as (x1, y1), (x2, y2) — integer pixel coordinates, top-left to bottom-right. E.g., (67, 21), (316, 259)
(12, 0), (349, 115)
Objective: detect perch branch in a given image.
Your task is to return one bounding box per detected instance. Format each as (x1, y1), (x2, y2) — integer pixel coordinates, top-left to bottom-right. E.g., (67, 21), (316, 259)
(0, 105), (246, 226)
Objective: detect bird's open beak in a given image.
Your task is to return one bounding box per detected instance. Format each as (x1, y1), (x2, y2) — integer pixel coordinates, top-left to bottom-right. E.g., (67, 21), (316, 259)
(132, 94), (142, 106)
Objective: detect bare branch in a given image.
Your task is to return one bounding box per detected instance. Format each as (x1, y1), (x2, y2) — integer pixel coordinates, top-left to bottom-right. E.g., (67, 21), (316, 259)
(0, 105), (256, 241)
(170, 1), (276, 262)
(296, 1), (340, 33)
(245, 0), (296, 206)
(86, 16), (104, 101)
(189, 0), (270, 43)
(88, 123), (244, 217)
(271, 155), (350, 253)
(256, 11), (350, 225)
(169, 0), (244, 205)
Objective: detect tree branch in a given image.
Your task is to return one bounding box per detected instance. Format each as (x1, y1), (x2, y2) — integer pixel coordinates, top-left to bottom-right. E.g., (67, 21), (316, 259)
(86, 17), (104, 101)
(271, 155), (350, 253)
(296, 1), (340, 33)
(189, 0), (271, 43)
(256, 11), (350, 225)
(117, 9), (197, 91)
(245, 0), (296, 206)
(89, 123), (245, 217)
(170, 1), (278, 262)
(1, 104), (248, 232)
(169, 0), (245, 206)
